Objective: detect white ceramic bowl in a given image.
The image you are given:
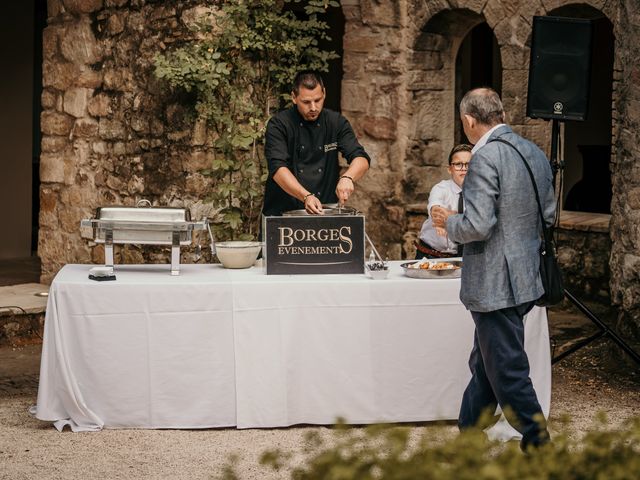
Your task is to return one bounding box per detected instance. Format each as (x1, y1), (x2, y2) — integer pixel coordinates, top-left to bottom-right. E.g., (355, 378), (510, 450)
(215, 241), (262, 269)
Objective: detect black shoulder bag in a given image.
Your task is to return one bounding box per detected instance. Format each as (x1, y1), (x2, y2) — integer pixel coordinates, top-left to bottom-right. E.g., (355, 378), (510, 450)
(489, 138), (565, 306)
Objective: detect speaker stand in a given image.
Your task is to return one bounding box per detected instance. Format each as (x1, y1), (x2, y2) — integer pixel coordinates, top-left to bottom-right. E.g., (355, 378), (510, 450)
(548, 119), (640, 366)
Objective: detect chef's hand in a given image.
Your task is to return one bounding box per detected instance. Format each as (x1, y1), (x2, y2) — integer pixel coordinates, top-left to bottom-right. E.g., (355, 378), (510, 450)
(431, 206), (457, 230)
(304, 194), (324, 214)
(336, 176), (355, 205)
(435, 226), (447, 237)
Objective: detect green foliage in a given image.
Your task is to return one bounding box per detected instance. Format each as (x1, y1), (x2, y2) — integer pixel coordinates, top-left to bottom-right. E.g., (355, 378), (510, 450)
(221, 415), (640, 479)
(154, 0), (339, 240)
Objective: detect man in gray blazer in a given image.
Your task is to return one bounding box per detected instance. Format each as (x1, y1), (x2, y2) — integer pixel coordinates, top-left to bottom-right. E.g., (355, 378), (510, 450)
(432, 88), (554, 450)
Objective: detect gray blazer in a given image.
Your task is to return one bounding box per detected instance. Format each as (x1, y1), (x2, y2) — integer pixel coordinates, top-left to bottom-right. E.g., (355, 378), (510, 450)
(447, 125), (555, 312)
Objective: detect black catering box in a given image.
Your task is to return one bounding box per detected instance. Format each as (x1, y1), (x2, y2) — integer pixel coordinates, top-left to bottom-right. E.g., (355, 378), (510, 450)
(263, 213), (365, 275)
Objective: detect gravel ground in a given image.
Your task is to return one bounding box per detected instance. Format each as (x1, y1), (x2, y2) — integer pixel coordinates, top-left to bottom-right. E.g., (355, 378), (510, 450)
(1, 309), (638, 480)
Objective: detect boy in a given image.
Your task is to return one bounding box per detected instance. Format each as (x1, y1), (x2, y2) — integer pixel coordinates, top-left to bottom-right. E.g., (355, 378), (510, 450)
(415, 144), (473, 259)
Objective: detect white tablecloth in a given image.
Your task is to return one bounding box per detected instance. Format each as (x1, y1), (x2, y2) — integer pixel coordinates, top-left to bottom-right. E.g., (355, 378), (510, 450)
(34, 263), (550, 437)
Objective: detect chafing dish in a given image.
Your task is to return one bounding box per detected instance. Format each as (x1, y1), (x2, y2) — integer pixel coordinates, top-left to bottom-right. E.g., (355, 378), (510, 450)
(81, 200), (209, 275)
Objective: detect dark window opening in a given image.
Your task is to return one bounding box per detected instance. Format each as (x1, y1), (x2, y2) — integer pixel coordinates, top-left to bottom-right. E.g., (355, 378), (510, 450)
(33, 0), (47, 253)
(454, 22), (503, 145)
(281, 4), (344, 112)
(559, 16), (614, 214)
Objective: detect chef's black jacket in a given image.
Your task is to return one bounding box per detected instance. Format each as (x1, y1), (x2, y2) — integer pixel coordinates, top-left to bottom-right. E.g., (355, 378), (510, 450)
(262, 106), (371, 216)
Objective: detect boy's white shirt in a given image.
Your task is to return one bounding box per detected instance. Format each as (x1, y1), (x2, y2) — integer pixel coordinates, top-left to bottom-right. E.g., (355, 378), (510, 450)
(419, 178), (462, 253)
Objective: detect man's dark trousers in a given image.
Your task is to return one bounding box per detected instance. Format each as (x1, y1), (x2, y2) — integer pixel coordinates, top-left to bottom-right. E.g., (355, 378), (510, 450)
(458, 301), (550, 448)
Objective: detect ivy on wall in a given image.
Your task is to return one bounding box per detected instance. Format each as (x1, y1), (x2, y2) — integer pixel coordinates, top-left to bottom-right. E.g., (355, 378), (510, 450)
(154, 0), (339, 240)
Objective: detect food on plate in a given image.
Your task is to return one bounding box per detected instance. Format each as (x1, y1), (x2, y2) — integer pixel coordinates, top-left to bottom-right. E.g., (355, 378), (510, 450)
(408, 261), (460, 270)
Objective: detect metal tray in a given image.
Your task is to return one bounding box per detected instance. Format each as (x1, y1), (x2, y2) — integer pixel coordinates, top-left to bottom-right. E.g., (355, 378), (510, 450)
(400, 260), (462, 279)
(283, 205), (359, 216)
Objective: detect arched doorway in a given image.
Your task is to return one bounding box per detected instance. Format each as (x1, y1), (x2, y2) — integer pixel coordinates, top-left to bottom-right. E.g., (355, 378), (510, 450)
(549, 5), (614, 214)
(454, 22), (503, 144)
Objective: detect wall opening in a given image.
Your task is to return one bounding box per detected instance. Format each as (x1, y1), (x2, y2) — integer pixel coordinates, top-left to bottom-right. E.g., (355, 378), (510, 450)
(550, 6), (614, 214)
(0, 1), (40, 262)
(454, 22), (502, 144)
(282, 3), (344, 112)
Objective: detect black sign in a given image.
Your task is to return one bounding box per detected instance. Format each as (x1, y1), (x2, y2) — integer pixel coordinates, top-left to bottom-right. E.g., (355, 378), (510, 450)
(264, 215), (365, 275)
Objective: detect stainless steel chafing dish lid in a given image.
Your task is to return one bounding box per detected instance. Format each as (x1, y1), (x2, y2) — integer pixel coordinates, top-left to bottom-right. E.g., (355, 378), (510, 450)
(81, 202), (207, 246)
(96, 205), (191, 222)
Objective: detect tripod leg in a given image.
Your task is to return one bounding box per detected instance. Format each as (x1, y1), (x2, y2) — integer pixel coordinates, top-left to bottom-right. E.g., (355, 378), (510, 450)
(561, 289), (640, 366)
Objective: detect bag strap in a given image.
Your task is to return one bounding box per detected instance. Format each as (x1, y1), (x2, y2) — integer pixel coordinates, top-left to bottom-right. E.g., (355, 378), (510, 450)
(487, 137), (553, 248)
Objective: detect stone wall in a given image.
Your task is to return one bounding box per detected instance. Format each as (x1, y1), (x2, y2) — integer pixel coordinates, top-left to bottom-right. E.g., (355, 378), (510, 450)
(39, 0), (220, 283)
(610, 0), (640, 343)
(340, 0), (617, 259)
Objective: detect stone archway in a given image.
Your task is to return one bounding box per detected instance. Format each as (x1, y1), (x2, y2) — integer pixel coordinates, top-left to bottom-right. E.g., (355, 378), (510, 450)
(404, 9), (487, 205)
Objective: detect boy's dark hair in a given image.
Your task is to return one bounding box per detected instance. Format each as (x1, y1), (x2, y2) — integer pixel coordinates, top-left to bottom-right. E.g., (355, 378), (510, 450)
(448, 144), (473, 165)
(292, 71), (325, 95)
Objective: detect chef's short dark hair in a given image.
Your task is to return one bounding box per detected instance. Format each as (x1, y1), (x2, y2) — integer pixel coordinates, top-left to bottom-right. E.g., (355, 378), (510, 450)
(448, 144), (473, 164)
(293, 71), (325, 95)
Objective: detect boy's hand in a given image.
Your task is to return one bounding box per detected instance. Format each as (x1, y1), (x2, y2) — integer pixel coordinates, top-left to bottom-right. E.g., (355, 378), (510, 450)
(435, 227), (447, 237)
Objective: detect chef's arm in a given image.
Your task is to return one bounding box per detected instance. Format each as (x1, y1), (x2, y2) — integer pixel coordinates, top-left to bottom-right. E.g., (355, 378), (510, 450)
(340, 156), (369, 183)
(272, 167), (323, 214)
(336, 157), (369, 204)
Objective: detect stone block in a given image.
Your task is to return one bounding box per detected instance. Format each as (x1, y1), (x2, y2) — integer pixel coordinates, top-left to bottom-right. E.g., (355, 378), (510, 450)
(63, 87), (93, 118)
(184, 151), (213, 173)
(88, 93), (112, 117)
(191, 118), (207, 146)
(42, 26), (59, 59)
(362, 115), (397, 141)
(411, 50), (444, 70)
(58, 207), (81, 234)
(448, 0), (488, 14)
(483, 0), (518, 30)
(360, 0), (400, 27)
(343, 32), (383, 53)
(60, 18), (103, 65)
(99, 118), (127, 140)
(41, 90), (57, 109)
(107, 12), (126, 35)
(406, 68), (449, 91)
(131, 117), (149, 133)
(62, 0), (103, 14)
(40, 154), (65, 183)
(77, 66), (103, 88)
(41, 136), (69, 153)
(41, 110), (75, 136)
(72, 118), (99, 138)
(501, 44), (529, 70)
(47, 0), (64, 17)
(413, 31), (451, 52)
(40, 188), (57, 213)
(43, 61), (80, 90)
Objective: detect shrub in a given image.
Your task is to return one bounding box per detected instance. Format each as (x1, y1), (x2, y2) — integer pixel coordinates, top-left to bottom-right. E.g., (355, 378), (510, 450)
(221, 415), (640, 479)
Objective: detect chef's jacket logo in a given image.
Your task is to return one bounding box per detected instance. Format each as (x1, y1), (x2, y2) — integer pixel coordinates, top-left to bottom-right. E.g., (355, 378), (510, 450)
(324, 142), (337, 153)
(277, 226), (353, 255)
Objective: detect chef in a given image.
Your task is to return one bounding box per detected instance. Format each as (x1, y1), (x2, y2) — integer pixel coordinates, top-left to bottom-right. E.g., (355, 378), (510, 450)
(262, 71), (371, 216)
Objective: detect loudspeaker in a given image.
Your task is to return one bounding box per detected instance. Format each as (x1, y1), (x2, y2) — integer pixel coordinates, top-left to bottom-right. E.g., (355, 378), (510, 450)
(527, 16), (593, 121)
